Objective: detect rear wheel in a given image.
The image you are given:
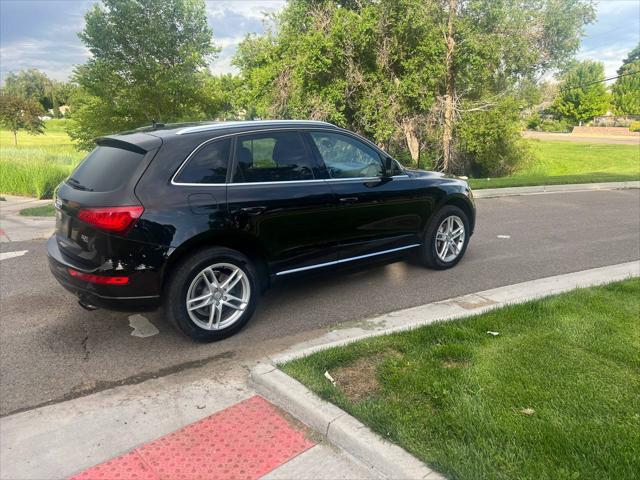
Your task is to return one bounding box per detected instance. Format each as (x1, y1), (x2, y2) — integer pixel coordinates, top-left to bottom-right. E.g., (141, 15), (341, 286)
(165, 247), (259, 342)
(418, 205), (470, 270)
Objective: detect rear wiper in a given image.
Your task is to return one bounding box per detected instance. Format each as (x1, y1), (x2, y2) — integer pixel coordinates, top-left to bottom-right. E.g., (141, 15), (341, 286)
(66, 177), (94, 191)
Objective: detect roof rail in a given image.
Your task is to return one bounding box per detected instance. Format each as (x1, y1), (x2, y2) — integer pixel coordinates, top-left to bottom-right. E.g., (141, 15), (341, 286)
(175, 120), (334, 135)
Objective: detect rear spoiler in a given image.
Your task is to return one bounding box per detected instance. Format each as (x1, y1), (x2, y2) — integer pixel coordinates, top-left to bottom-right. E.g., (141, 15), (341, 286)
(96, 133), (162, 154)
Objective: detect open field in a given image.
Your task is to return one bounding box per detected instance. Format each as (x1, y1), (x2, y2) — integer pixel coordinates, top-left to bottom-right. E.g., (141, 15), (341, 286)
(0, 120), (85, 199)
(1, 123), (638, 198)
(283, 279), (640, 480)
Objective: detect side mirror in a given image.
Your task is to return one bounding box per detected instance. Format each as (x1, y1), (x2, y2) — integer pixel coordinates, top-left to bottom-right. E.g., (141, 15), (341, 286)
(382, 157), (394, 177)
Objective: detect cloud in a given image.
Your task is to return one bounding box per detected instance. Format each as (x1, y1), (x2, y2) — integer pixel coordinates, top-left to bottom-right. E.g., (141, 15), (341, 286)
(205, 1), (286, 20)
(577, 0), (640, 77)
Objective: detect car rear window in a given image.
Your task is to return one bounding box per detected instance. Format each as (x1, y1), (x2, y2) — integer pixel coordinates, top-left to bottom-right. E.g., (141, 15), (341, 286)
(174, 138), (231, 184)
(68, 145), (145, 192)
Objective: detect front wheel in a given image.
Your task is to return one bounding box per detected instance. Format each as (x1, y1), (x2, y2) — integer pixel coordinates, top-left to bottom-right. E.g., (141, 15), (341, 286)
(165, 247), (259, 342)
(418, 205), (470, 270)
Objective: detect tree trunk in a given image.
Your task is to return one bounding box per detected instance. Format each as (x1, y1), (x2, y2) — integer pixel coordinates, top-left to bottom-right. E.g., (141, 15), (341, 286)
(402, 119), (420, 163)
(13, 130), (17, 146)
(442, 0), (457, 173)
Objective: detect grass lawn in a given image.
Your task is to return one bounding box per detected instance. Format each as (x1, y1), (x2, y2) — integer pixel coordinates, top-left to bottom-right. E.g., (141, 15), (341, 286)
(0, 119), (86, 199)
(469, 140), (640, 189)
(283, 279), (640, 480)
(19, 204), (55, 217)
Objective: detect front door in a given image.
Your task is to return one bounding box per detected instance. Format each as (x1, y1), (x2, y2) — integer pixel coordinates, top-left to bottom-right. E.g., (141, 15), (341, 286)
(305, 130), (427, 260)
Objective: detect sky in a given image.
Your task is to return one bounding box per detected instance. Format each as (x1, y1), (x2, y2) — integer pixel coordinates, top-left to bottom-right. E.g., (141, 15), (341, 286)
(0, 0), (638, 84)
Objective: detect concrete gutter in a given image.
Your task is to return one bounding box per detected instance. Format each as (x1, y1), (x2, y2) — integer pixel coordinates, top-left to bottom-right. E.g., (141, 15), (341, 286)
(473, 181), (639, 198)
(251, 260), (640, 479)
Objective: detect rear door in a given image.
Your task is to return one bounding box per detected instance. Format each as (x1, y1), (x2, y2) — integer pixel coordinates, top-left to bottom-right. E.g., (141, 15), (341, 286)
(226, 129), (339, 275)
(54, 137), (159, 267)
(306, 130), (427, 260)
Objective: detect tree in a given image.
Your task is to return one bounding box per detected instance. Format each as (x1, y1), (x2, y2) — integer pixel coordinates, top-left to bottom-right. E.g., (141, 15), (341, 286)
(553, 60), (610, 123)
(0, 95), (45, 145)
(2, 69), (55, 111)
(234, 0), (595, 174)
(69, 0), (218, 149)
(611, 43), (640, 115)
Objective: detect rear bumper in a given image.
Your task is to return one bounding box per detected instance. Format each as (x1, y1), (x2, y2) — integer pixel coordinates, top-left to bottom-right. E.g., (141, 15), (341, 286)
(47, 235), (161, 311)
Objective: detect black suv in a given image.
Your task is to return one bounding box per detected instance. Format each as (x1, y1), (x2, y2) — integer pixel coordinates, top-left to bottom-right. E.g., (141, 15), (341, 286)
(48, 120), (475, 341)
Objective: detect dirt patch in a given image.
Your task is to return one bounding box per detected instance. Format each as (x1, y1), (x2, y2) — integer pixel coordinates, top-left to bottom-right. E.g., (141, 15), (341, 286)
(443, 360), (469, 369)
(332, 351), (398, 402)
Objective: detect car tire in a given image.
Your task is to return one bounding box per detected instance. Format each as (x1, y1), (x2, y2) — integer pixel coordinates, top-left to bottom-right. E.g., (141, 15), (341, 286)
(165, 247), (259, 342)
(418, 205), (470, 270)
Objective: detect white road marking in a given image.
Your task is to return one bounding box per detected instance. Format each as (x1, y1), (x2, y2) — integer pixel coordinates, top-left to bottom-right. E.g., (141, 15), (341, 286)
(0, 250), (28, 261)
(128, 314), (159, 338)
(497, 235), (511, 239)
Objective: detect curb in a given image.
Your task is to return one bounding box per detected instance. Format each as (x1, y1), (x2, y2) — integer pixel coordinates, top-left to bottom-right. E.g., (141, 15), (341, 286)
(250, 261), (640, 479)
(473, 180), (639, 198)
(250, 364), (443, 480)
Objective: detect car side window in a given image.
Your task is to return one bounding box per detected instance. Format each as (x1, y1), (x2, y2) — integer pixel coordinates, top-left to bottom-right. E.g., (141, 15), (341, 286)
(174, 138), (231, 184)
(310, 132), (383, 179)
(232, 131), (315, 183)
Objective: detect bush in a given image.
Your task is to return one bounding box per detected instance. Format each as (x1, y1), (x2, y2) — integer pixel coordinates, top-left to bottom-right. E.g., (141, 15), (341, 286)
(525, 112), (541, 130)
(536, 118), (572, 132)
(630, 121), (640, 132)
(457, 99), (531, 177)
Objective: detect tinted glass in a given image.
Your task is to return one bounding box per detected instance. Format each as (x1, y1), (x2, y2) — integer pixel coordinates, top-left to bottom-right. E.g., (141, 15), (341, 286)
(175, 138), (231, 184)
(233, 131), (315, 183)
(310, 132), (383, 178)
(68, 146), (144, 192)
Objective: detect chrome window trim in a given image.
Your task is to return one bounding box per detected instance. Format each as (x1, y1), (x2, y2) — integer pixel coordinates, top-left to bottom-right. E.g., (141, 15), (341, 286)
(170, 126), (409, 187)
(275, 243), (421, 276)
(173, 175), (409, 188)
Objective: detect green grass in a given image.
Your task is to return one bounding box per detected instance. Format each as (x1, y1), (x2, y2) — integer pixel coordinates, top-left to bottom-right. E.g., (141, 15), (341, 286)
(470, 140), (640, 189)
(283, 279), (640, 480)
(19, 204), (55, 217)
(0, 120), (85, 199)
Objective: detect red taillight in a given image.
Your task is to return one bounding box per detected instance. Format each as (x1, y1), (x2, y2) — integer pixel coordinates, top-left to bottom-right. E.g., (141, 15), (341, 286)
(68, 268), (129, 285)
(77, 206), (144, 233)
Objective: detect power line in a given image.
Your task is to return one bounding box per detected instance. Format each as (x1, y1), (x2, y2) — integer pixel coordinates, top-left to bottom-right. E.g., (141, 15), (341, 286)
(561, 70), (639, 90)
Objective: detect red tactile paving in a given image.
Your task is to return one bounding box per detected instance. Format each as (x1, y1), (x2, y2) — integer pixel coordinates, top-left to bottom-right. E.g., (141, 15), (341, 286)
(69, 396), (316, 480)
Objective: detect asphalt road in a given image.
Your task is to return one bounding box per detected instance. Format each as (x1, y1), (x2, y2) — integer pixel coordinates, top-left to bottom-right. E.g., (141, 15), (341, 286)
(1, 189), (639, 416)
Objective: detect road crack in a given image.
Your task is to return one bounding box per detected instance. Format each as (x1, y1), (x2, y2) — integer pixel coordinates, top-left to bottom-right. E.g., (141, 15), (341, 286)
(81, 319), (90, 361)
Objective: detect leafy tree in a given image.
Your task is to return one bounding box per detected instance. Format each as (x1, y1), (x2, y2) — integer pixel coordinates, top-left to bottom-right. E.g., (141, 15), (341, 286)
(457, 97), (531, 177)
(200, 73), (246, 120)
(553, 60), (610, 123)
(0, 94), (45, 145)
(611, 43), (640, 115)
(234, 0), (595, 175)
(2, 69), (55, 110)
(69, 0), (218, 149)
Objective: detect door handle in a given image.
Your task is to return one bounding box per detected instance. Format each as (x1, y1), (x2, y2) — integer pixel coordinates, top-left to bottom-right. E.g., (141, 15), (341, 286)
(240, 206), (267, 215)
(338, 197), (359, 204)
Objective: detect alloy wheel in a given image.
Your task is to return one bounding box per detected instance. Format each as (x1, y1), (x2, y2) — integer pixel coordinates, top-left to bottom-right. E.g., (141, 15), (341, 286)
(435, 215), (465, 263)
(186, 263), (251, 331)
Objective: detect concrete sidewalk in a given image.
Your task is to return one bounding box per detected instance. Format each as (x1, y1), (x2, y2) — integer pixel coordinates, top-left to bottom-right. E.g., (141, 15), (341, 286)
(0, 195), (54, 243)
(0, 357), (377, 480)
(473, 180), (639, 198)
